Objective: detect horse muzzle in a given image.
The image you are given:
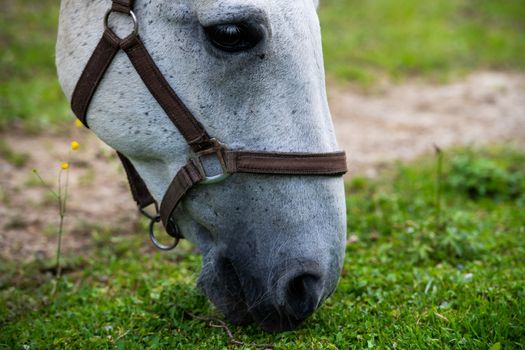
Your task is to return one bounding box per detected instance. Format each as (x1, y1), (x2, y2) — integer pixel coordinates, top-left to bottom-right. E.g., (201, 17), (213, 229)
(199, 251), (329, 332)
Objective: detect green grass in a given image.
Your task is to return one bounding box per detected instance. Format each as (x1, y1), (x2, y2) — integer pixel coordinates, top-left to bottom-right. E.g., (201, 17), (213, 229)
(0, 0), (70, 131)
(320, 0), (525, 84)
(2, 146), (524, 349)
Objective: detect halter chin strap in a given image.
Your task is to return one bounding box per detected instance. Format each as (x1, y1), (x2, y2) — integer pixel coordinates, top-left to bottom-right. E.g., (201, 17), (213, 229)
(70, 1), (348, 249)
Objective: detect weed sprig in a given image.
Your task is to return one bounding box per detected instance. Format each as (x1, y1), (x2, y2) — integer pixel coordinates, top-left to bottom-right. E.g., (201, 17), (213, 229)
(32, 139), (80, 287)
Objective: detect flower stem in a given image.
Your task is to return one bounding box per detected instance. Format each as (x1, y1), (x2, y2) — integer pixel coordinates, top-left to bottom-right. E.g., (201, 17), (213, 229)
(434, 145), (443, 232)
(56, 213), (65, 279)
(33, 171), (59, 200)
(55, 165), (69, 280)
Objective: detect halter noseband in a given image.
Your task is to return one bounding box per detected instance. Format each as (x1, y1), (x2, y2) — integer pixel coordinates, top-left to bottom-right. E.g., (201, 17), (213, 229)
(70, 0), (348, 250)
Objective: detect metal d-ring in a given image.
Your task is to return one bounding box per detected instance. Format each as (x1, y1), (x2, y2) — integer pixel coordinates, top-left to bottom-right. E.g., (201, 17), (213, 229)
(104, 9), (139, 38)
(149, 215), (180, 251)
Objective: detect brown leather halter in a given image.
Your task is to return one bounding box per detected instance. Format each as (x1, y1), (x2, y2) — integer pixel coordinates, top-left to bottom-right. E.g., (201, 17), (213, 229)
(71, 0), (348, 250)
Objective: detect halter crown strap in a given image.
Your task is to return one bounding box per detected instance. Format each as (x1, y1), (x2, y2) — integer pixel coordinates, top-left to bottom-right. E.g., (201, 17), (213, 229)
(70, 0), (348, 246)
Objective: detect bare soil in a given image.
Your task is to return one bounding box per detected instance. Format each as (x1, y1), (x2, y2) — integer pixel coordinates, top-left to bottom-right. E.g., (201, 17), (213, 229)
(1, 71), (524, 261)
(330, 72), (525, 177)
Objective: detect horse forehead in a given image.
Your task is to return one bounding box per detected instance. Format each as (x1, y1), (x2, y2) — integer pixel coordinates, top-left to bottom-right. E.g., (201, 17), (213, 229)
(145, 0), (304, 20)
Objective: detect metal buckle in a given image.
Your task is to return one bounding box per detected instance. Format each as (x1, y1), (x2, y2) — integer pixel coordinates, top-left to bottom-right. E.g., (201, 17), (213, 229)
(104, 9), (139, 38)
(191, 138), (230, 185)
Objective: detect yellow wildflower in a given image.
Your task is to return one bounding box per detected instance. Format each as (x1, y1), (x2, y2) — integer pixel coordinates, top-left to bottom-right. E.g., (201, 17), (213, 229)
(75, 119), (84, 128)
(71, 141), (80, 151)
(61, 162), (69, 170)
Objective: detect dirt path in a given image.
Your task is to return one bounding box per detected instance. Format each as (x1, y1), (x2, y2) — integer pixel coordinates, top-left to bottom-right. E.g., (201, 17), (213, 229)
(330, 72), (525, 176)
(1, 71), (524, 261)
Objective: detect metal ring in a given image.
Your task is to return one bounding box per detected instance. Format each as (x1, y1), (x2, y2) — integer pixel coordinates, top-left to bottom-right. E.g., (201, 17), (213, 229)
(104, 9), (139, 38)
(149, 217), (180, 251)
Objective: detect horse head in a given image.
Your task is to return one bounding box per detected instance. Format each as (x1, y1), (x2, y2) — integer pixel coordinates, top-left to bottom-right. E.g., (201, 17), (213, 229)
(56, 0), (346, 332)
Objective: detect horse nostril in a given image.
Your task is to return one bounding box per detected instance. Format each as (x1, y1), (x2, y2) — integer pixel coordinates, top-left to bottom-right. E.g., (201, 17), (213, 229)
(218, 256), (242, 291)
(287, 274), (315, 299)
(282, 273), (322, 321)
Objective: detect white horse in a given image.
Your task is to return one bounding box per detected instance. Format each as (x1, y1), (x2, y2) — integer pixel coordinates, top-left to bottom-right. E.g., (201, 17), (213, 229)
(56, 0), (346, 332)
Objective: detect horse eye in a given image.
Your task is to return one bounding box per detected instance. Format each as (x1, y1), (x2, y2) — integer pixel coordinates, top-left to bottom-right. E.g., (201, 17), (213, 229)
(204, 23), (263, 52)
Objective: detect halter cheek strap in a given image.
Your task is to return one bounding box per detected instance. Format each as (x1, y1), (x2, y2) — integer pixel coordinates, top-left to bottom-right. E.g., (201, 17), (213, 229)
(111, 0), (135, 14)
(70, 1), (348, 250)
